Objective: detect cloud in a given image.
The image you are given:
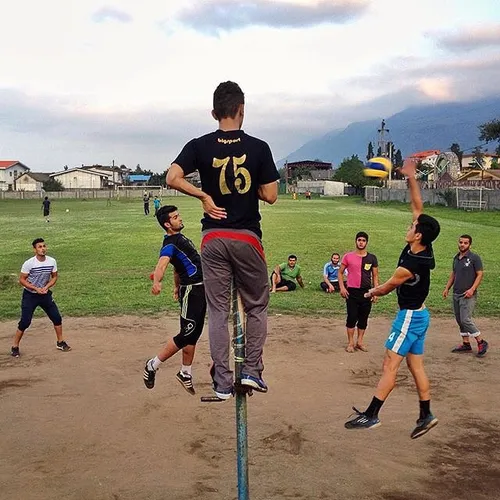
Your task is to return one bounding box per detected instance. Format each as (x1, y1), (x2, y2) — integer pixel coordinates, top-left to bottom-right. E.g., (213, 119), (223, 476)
(176, 0), (369, 34)
(435, 23), (500, 52)
(92, 6), (133, 24)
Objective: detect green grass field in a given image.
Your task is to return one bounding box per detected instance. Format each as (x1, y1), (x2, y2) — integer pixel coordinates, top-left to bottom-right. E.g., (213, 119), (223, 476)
(1, 196), (499, 320)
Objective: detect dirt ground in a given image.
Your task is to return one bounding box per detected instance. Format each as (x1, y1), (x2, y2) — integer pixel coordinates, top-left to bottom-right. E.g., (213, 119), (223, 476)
(0, 313), (499, 500)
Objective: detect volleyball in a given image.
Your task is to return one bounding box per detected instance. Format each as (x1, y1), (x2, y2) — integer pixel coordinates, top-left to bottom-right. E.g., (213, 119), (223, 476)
(364, 157), (392, 179)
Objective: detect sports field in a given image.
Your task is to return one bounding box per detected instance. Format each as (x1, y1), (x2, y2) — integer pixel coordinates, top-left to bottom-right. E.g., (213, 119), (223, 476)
(1, 196), (500, 318)
(1, 195), (499, 500)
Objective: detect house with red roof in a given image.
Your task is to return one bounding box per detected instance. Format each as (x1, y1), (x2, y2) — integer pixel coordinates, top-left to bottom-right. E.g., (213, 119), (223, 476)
(0, 161), (30, 191)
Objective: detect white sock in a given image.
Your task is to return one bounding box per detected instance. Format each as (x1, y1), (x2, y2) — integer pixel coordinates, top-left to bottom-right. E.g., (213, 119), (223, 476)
(150, 356), (163, 371)
(181, 364), (192, 376)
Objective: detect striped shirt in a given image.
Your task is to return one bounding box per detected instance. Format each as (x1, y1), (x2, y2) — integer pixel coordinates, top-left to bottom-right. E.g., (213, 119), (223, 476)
(21, 256), (57, 293)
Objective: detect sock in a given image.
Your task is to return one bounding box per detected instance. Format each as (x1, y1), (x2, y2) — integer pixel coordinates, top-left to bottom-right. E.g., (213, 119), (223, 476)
(150, 356), (163, 371)
(181, 364), (192, 376)
(364, 396), (384, 419)
(419, 400), (431, 419)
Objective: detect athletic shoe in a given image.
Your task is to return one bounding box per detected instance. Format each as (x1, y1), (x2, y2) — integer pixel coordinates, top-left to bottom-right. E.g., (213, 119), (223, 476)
(214, 389), (233, 400)
(477, 340), (489, 357)
(176, 371), (195, 395)
(240, 374), (268, 393)
(56, 341), (71, 352)
(344, 407), (381, 430)
(11, 346), (20, 358)
(410, 414), (438, 439)
(143, 361), (157, 389)
(451, 343), (472, 353)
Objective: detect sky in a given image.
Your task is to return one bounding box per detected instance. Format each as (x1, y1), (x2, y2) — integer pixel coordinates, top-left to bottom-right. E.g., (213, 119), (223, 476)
(1, 0), (500, 172)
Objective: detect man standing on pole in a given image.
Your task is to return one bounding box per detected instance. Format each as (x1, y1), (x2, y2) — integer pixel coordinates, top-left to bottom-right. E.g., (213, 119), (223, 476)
(167, 81), (280, 400)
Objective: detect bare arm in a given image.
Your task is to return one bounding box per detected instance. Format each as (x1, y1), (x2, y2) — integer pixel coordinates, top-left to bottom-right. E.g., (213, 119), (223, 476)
(372, 266), (379, 288)
(151, 256), (170, 295)
(365, 266), (414, 298)
(258, 181), (278, 204)
(464, 270), (483, 298)
(19, 273), (41, 293)
(443, 271), (455, 298)
(296, 275), (305, 288)
(173, 270), (180, 301)
(400, 158), (423, 219)
(167, 164), (227, 220)
(338, 263), (349, 298)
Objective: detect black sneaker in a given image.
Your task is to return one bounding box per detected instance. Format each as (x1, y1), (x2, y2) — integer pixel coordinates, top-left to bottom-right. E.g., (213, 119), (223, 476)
(143, 360), (156, 389)
(410, 414), (438, 439)
(176, 371), (195, 395)
(11, 346), (20, 357)
(56, 341), (71, 352)
(451, 343), (472, 353)
(344, 407), (381, 430)
(477, 340), (489, 357)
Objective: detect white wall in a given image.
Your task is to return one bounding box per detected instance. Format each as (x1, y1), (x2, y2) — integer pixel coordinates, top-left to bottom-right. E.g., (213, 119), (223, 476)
(0, 165), (30, 191)
(15, 176), (43, 191)
(53, 170), (103, 189)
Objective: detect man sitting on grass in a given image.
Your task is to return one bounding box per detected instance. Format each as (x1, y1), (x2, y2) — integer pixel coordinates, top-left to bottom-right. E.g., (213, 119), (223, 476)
(270, 254), (304, 292)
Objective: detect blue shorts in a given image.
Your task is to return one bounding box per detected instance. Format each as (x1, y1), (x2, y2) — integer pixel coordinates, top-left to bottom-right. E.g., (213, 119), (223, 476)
(385, 308), (430, 356)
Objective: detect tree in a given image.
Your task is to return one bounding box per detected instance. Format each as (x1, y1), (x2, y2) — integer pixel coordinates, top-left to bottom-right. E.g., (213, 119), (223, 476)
(450, 143), (463, 164)
(478, 119), (500, 156)
(290, 166), (312, 181)
(333, 155), (379, 194)
(376, 146), (382, 157)
(394, 149), (404, 168)
(366, 142), (374, 161)
(43, 178), (64, 191)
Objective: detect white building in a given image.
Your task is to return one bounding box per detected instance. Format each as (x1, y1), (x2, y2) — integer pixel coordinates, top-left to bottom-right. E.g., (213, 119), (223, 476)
(15, 172), (51, 192)
(0, 161), (30, 191)
(51, 167), (108, 189)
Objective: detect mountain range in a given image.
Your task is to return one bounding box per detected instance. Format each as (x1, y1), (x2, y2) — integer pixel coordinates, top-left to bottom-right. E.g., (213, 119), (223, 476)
(279, 97), (500, 167)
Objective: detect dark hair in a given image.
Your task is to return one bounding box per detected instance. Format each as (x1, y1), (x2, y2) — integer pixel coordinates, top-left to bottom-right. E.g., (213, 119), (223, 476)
(156, 205), (178, 230)
(32, 238), (45, 248)
(213, 81), (245, 120)
(416, 214), (440, 245)
(44, 196), (48, 200)
(355, 231), (369, 242)
(331, 252), (340, 259)
(460, 234), (472, 244)
(288, 254), (297, 260)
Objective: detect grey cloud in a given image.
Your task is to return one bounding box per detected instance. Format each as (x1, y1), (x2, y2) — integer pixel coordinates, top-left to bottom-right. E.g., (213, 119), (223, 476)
(176, 0), (369, 34)
(435, 25), (500, 52)
(92, 6), (133, 24)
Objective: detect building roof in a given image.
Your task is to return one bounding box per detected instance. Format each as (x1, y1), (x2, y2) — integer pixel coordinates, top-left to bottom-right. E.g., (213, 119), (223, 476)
(51, 167), (107, 177)
(17, 172), (51, 182)
(287, 160), (332, 169)
(128, 174), (151, 182)
(0, 160), (28, 169)
(457, 169), (500, 181)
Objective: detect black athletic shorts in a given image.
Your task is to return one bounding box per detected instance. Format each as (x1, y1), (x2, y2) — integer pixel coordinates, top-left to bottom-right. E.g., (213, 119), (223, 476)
(270, 272), (296, 291)
(173, 283), (207, 349)
(345, 287), (372, 329)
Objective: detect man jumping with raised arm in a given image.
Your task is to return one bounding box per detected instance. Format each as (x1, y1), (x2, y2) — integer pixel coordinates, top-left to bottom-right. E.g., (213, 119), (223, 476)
(344, 157), (441, 439)
(166, 81), (280, 400)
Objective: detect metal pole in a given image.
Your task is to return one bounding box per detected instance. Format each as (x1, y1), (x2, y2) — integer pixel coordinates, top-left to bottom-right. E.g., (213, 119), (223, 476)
(232, 280), (249, 500)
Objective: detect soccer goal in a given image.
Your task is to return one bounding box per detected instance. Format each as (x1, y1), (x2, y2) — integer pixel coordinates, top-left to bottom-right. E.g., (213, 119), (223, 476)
(116, 185), (164, 200)
(364, 186), (381, 203)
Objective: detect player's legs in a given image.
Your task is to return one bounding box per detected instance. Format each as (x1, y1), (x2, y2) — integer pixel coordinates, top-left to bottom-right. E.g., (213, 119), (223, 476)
(320, 282), (329, 292)
(230, 238), (269, 392)
(355, 296), (372, 350)
(451, 294), (472, 351)
(12, 291), (39, 355)
(201, 239), (234, 398)
(345, 292), (359, 352)
(459, 295), (488, 356)
(39, 293), (69, 351)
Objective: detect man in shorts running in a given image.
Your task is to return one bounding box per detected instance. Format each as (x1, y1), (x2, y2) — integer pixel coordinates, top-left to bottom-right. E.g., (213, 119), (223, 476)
(166, 81), (280, 400)
(345, 157), (440, 439)
(143, 206), (206, 395)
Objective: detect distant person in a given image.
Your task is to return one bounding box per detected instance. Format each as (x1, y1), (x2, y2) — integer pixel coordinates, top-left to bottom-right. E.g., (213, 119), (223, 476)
(143, 191), (150, 215)
(320, 253), (347, 293)
(42, 196), (51, 222)
(165, 81), (279, 400)
(143, 206), (206, 394)
(339, 232), (379, 352)
(270, 255), (304, 292)
(305, 190), (312, 200)
(443, 234), (488, 357)
(10, 238), (71, 357)
(153, 196), (161, 216)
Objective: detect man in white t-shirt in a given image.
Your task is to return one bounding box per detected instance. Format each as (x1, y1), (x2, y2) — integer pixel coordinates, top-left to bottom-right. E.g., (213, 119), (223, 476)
(10, 238), (71, 357)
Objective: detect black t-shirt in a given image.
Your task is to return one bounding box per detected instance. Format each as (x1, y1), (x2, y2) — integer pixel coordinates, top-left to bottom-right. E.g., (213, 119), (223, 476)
(159, 233), (203, 286)
(42, 200), (50, 211)
(396, 243), (435, 310)
(173, 129), (280, 238)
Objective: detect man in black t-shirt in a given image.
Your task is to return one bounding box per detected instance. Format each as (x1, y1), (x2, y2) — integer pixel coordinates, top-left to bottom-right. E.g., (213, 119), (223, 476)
(42, 196), (51, 222)
(345, 157), (441, 439)
(166, 81), (280, 400)
(143, 205), (206, 395)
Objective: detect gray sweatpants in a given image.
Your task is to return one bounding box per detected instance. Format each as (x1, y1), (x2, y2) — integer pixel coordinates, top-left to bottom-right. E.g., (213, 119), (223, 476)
(453, 293), (480, 337)
(201, 230), (269, 392)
